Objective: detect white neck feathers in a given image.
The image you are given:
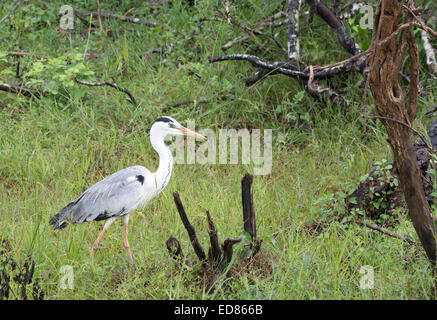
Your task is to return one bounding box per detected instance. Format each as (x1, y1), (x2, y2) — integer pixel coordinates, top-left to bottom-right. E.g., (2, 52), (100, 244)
(150, 127), (173, 195)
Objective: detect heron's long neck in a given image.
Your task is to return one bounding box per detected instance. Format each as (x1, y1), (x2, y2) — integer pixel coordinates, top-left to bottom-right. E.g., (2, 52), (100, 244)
(151, 131), (173, 194)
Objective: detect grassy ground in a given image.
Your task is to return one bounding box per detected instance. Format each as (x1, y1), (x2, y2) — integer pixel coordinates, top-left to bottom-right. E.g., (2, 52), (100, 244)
(0, 0), (436, 299)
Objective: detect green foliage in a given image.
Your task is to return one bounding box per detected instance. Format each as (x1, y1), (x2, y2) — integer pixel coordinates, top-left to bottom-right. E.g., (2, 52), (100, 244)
(22, 53), (94, 94)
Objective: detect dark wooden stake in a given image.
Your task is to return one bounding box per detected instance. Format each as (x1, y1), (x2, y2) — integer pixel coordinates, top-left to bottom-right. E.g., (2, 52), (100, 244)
(206, 211), (222, 263)
(166, 236), (184, 261)
(242, 174), (256, 240)
(221, 238), (242, 270)
(166, 174), (262, 283)
(172, 192), (206, 262)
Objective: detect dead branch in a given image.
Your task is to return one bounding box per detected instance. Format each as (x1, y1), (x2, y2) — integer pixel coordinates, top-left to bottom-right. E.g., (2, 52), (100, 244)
(306, 65), (348, 107)
(307, 65), (329, 94)
(163, 99), (209, 113)
(75, 10), (97, 29)
(242, 174), (256, 240)
(0, 0), (23, 25)
(172, 192), (206, 262)
(287, 0), (302, 61)
(166, 236), (184, 261)
(401, 4), (437, 38)
(96, 0), (103, 32)
(72, 77), (137, 106)
(6, 51), (100, 60)
(211, 0), (437, 93)
(365, 115), (433, 153)
(209, 54), (359, 80)
(206, 211), (222, 263)
(244, 68), (272, 86)
(211, 0), (370, 107)
(337, 2), (367, 20)
(221, 238), (242, 268)
(356, 220), (416, 245)
(166, 174), (262, 287)
(0, 83), (43, 98)
(306, 0), (362, 56)
(15, 59), (20, 79)
(221, 11), (287, 51)
(215, 11), (263, 38)
(242, 173), (262, 258)
(73, 10), (164, 29)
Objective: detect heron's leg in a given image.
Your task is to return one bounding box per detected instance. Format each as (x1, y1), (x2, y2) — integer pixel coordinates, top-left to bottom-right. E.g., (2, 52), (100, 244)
(90, 218), (115, 260)
(123, 214), (134, 264)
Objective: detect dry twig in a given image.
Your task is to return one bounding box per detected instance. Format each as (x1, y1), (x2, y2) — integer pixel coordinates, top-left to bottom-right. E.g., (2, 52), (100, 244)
(72, 77), (137, 106)
(356, 220), (415, 245)
(74, 10), (163, 28)
(0, 0), (23, 25)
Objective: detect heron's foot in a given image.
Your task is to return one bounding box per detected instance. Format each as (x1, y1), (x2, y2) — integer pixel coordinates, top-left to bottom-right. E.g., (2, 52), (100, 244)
(90, 243), (100, 260)
(124, 243), (135, 265)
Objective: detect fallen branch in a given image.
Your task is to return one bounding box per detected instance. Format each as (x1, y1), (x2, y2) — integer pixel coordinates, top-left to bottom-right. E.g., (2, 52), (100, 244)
(72, 77), (137, 106)
(211, 0), (363, 104)
(210, 0), (437, 110)
(209, 54), (359, 80)
(356, 220), (415, 245)
(74, 10), (163, 29)
(221, 11), (287, 51)
(0, 0), (23, 25)
(364, 115), (433, 153)
(0, 83), (43, 98)
(6, 50), (100, 60)
(163, 99), (209, 112)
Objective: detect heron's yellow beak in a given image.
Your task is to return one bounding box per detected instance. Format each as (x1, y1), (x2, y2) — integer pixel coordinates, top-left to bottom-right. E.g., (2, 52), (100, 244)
(178, 127), (206, 140)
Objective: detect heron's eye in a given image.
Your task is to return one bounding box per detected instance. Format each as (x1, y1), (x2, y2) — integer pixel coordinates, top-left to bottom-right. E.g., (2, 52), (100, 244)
(169, 122), (176, 128)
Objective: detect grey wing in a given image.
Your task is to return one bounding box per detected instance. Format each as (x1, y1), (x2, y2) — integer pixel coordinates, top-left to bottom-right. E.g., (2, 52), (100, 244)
(53, 165), (153, 226)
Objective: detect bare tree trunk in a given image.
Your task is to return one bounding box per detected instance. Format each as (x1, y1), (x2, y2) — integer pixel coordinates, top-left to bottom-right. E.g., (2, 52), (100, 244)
(367, 0), (436, 266)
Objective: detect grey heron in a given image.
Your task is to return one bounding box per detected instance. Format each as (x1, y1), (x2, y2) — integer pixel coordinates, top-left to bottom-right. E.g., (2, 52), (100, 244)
(49, 116), (205, 264)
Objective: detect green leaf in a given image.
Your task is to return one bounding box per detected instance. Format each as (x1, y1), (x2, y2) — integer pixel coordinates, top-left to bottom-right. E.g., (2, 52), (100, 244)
(349, 197), (358, 204)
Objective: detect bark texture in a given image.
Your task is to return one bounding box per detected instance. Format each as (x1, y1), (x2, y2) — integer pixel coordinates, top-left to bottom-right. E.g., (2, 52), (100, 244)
(367, 0), (436, 266)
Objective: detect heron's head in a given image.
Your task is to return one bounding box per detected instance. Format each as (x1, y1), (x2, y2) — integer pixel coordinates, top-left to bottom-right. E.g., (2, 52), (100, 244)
(151, 116), (206, 140)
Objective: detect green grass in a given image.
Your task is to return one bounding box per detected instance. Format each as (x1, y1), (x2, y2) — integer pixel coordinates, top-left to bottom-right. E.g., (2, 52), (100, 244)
(0, 0), (436, 299)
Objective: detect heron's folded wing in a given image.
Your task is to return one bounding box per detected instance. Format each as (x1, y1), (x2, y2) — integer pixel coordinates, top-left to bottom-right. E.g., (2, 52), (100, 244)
(70, 166), (152, 223)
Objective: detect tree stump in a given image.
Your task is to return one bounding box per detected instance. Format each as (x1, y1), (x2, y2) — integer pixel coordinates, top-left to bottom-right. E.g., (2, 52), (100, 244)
(165, 174), (261, 281)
